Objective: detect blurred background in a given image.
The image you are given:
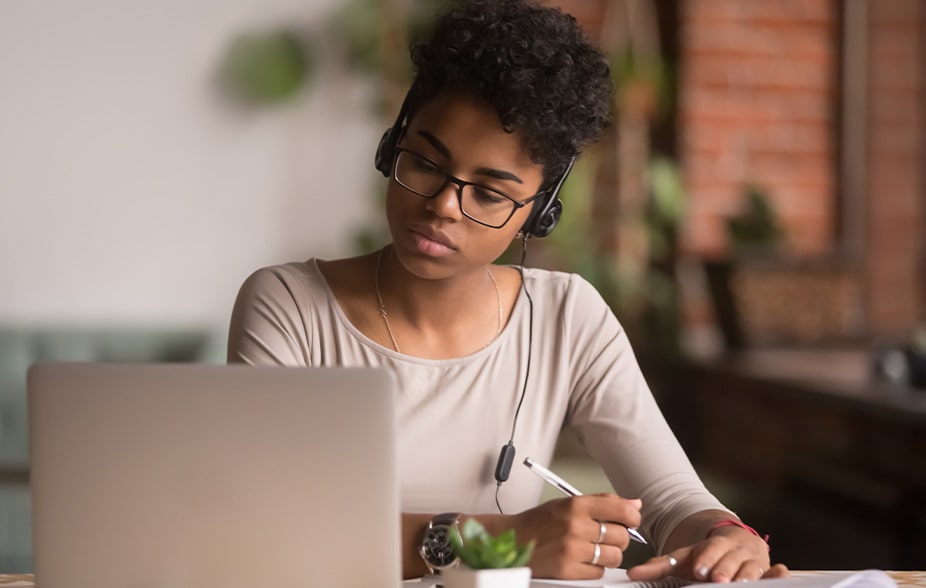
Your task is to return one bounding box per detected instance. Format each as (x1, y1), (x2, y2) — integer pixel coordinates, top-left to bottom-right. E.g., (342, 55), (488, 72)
(0, 0), (923, 574)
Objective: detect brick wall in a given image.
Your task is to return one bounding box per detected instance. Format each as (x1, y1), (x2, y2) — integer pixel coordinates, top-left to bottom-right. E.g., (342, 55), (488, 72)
(553, 0), (925, 338)
(678, 0), (839, 258)
(864, 0), (926, 335)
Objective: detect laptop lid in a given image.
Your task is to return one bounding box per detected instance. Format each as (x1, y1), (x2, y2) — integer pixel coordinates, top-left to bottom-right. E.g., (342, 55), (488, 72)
(27, 362), (401, 588)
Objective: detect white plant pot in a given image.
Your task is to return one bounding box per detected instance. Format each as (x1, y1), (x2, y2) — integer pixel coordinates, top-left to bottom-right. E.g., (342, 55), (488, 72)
(441, 566), (532, 588)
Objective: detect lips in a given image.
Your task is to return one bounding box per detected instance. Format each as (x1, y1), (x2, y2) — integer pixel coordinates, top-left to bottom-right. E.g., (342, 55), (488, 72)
(410, 225), (457, 249)
(408, 225), (458, 257)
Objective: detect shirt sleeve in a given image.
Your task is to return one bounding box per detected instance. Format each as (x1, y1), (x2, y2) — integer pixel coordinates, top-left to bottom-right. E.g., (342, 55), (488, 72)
(562, 275), (731, 554)
(227, 266), (311, 367)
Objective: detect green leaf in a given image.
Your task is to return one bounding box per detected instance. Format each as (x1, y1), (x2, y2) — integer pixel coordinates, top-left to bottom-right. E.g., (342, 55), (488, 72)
(511, 542), (535, 568)
(449, 518), (534, 569)
(221, 30), (313, 104)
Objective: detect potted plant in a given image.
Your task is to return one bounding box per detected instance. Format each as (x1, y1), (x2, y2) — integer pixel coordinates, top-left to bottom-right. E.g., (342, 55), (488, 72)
(703, 183), (786, 350)
(442, 518), (535, 588)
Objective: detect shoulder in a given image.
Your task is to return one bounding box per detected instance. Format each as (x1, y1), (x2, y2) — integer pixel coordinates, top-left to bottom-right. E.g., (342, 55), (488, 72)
(518, 267), (621, 343)
(521, 267), (606, 308)
(234, 260), (327, 307)
(228, 261), (324, 366)
(242, 260), (319, 285)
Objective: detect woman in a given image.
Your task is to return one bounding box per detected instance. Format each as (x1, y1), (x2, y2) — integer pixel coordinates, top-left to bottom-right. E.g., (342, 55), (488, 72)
(228, 0), (788, 581)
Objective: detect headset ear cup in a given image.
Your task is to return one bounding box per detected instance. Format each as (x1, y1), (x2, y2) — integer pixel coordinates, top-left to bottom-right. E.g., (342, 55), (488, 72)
(532, 198), (562, 238)
(521, 195), (561, 239)
(374, 129), (394, 177)
(520, 202), (541, 238)
(522, 156), (573, 238)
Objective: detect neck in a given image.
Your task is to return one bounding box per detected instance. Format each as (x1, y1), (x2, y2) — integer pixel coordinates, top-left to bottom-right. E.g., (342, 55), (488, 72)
(374, 246), (503, 356)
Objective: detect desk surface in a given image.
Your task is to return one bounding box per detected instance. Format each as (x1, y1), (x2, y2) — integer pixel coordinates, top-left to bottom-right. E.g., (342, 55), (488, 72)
(1, 571), (924, 587)
(691, 349), (926, 423)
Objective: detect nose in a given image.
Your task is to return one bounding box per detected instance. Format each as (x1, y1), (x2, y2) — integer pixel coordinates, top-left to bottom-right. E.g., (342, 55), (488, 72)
(424, 180), (465, 221)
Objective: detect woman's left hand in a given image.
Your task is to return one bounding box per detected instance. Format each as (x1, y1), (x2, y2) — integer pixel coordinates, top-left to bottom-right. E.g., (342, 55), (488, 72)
(627, 525), (789, 583)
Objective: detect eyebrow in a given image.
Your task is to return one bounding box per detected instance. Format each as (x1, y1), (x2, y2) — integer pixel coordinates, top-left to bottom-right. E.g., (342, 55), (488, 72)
(417, 130), (525, 185)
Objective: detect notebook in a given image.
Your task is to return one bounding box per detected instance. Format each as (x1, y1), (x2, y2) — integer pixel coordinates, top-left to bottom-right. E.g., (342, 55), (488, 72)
(27, 362), (401, 588)
(525, 568), (897, 588)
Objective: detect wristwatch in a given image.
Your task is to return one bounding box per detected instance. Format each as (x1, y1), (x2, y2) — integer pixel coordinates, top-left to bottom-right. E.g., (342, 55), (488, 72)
(419, 512), (461, 573)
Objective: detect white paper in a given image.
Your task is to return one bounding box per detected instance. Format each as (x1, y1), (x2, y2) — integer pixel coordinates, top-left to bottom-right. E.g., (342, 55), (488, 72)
(531, 569), (896, 588)
(531, 568), (688, 588)
(407, 569), (897, 588)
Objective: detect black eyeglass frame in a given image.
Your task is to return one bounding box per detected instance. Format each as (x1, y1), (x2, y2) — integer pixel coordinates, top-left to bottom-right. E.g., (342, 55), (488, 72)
(391, 146), (548, 229)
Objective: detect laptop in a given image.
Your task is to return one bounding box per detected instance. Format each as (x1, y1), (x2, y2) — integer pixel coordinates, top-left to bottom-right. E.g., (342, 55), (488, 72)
(27, 362), (401, 588)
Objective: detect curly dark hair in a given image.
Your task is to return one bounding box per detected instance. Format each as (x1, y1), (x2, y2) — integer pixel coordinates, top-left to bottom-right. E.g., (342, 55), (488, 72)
(408, 0), (613, 184)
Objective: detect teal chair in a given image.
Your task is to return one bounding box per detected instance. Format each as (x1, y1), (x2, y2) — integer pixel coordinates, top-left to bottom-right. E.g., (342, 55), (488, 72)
(0, 327), (224, 573)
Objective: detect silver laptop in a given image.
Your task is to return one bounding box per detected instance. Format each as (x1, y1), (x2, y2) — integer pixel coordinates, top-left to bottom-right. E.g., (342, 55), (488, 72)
(27, 363), (401, 588)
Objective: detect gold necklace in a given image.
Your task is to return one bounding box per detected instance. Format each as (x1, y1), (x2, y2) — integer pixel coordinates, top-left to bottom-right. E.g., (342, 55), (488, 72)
(374, 247), (502, 354)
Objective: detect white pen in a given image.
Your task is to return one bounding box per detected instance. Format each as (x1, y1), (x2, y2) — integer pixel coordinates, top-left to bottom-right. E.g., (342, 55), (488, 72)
(524, 457), (648, 545)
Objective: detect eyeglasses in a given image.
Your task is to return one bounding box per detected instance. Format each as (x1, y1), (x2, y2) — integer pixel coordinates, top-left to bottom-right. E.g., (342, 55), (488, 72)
(392, 147), (545, 229)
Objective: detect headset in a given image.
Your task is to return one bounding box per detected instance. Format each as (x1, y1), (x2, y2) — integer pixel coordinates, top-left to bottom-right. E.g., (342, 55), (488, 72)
(373, 88), (414, 179)
(374, 87), (574, 240)
(374, 87), (576, 512)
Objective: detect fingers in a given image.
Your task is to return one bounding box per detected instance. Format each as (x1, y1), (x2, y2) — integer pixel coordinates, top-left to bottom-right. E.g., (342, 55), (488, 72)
(627, 549), (691, 581)
(530, 535), (625, 579)
(606, 512), (782, 585)
(692, 538), (748, 582)
(588, 540), (624, 569)
(582, 494), (643, 550)
(596, 520), (607, 543)
(726, 558), (766, 582)
(628, 551), (787, 584)
(596, 494), (643, 530)
(691, 534), (771, 583)
(594, 520), (634, 550)
(520, 494), (641, 579)
(763, 564), (791, 579)
(545, 494), (642, 550)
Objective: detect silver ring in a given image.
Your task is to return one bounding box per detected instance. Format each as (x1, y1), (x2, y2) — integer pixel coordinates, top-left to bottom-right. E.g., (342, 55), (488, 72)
(596, 521), (607, 543)
(667, 555), (678, 568)
(591, 543), (602, 566)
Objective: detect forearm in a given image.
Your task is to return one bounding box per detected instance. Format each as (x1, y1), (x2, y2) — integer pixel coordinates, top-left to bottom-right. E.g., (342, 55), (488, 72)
(401, 513), (509, 579)
(401, 513), (432, 579)
(403, 496), (648, 581)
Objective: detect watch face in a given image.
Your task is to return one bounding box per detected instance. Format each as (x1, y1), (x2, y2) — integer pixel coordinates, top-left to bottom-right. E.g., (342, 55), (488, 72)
(422, 525), (457, 568)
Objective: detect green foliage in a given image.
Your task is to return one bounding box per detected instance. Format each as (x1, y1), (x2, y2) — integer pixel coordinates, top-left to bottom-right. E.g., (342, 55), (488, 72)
(449, 519), (534, 570)
(329, 0), (454, 77)
(912, 326), (926, 355)
(545, 152), (598, 266)
(612, 50), (673, 118)
(221, 30), (313, 104)
(726, 184), (784, 254)
(646, 156), (685, 262)
(329, 0), (387, 75)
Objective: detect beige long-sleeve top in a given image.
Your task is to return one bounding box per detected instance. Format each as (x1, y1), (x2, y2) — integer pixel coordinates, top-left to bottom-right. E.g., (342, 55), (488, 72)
(227, 259), (729, 553)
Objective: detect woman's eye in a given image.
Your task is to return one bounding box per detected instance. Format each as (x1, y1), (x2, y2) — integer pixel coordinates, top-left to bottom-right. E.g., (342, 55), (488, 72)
(412, 157), (440, 174)
(472, 187), (507, 204)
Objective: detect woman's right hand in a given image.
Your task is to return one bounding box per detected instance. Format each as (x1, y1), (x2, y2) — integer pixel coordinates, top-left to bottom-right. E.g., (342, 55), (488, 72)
(485, 493), (643, 580)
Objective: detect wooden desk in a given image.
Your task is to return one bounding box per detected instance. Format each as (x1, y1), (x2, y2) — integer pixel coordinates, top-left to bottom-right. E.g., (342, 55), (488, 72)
(674, 350), (926, 570)
(800, 572), (926, 588)
(687, 350), (926, 496)
(1, 571), (925, 587)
